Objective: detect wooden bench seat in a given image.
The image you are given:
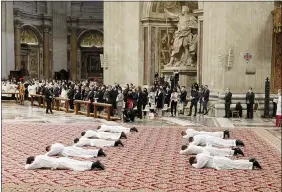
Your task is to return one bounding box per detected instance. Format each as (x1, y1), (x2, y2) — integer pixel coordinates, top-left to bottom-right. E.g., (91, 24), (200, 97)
(93, 102), (113, 121)
(74, 100), (92, 117)
(54, 97), (70, 113)
(2, 92), (20, 103)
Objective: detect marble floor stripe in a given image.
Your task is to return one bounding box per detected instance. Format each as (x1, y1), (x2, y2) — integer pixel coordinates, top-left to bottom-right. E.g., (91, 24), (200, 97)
(161, 117), (197, 126)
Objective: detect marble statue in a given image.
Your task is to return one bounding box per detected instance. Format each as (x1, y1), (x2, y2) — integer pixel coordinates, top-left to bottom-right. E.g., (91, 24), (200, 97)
(164, 6), (198, 67)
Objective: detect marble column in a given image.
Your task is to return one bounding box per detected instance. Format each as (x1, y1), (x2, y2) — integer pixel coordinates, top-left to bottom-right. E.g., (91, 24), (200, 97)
(43, 25), (50, 79)
(14, 20), (22, 70)
(70, 24), (77, 80)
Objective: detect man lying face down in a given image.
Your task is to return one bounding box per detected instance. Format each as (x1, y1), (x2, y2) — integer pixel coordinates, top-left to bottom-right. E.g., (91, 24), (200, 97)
(188, 135), (245, 148)
(45, 143), (106, 158)
(81, 130), (127, 140)
(188, 153), (261, 170)
(74, 137), (124, 147)
(180, 144), (244, 157)
(25, 155), (105, 171)
(96, 124), (138, 134)
(181, 128), (230, 139)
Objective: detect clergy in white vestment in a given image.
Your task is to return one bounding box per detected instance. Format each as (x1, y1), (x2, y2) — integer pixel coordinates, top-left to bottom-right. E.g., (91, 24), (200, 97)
(97, 125), (138, 134)
(81, 130), (127, 140)
(181, 129), (230, 139)
(189, 153), (261, 170)
(25, 155), (105, 171)
(180, 144), (244, 156)
(28, 84), (36, 98)
(274, 89), (281, 127)
(188, 135), (245, 147)
(45, 143), (106, 158)
(74, 137), (124, 147)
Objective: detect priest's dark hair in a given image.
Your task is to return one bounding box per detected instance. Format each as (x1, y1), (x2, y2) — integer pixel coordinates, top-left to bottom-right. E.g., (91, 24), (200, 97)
(26, 156), (35, 164)
(189, 156), (196, 165)
(97, 126), (101, 129)
(81, 132), (86, 136)
(45, 145), (51, 152)
(188, 137), (194, 143)
(74, 138), (79, 143)
(181, 145), (188, 150)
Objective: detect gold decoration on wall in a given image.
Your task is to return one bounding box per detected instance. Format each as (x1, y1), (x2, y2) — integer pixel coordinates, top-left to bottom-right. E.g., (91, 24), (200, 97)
(20, 29), (39, 45)
(272, 6), (281, 33)
(80, 32), (103, 48)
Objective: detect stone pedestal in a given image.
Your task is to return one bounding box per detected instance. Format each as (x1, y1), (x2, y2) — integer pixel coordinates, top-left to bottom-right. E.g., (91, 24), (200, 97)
(161, 66), (197, 89)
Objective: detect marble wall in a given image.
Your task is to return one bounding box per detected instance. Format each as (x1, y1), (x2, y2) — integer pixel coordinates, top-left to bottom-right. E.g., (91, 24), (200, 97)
(104, 2), (143, 85)
(52, 2), (68, 72)
(1, 2), (15, 79)
(202, 2), (274, 94)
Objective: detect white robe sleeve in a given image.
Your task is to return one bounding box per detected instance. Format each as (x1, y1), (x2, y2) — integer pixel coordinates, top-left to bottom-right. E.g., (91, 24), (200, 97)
(45, 143), (65, 156)
(192, 153), (211, 169)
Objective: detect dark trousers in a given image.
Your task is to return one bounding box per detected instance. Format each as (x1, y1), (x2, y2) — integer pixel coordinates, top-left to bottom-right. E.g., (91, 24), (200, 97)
(46, 99), (52, 113)
(189, 102), (197, 115)
(137, 103), (142, 119)
(69, 99), (74, 109)
(203, 100), (208, 113)
(199, 102), (203, 113)
(246, 104), (253, 118)
(273, 102), (277, 117)
(171, 101), (177, 115)
(225, 104), (230, 118)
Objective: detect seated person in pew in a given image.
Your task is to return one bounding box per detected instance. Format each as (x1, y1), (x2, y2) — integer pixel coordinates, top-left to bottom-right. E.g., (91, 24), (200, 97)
(97, 124), (138, 134)
(74, 137), (124, 147)
(189, 153), (261, 170)
(81, 130), (127, 140)
(189, 135), (245, 148)
(180, 144), (244, 156)
(45, 143), (106, 158)
(25, 155), (104, 171)
(181, 128), (230, 139)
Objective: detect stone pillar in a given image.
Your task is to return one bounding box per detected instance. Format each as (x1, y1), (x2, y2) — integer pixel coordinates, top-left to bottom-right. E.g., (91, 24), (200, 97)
(14, 20), (22, 70)
(70, 22), (77, 80)
(43, 25), (50, 79)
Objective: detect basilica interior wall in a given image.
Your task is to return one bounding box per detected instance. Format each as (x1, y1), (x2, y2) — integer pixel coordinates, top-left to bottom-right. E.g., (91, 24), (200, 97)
(202, 2), (274, 94)
(104, 2), (143, 86)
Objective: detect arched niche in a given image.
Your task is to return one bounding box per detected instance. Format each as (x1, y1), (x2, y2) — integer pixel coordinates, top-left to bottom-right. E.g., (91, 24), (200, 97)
(77, 30), (104, 80)
(20, 25), (43, 78)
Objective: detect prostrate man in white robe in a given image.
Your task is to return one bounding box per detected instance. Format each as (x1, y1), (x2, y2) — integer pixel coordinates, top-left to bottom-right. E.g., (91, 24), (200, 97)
(188, 153), (261, 170)
(45, 143), (106, 158)
(25, 155), (105, 171)
(74, 137), (124, 147)
(180, 144), (244, 156)
(181, 128), (230, 139)
(97, 125), (138, 134)
(188, 135), (245, 147)
(81, 130), (127, 140)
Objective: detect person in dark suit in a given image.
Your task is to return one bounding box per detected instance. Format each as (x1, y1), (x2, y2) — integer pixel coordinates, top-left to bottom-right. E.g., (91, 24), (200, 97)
(188, 87), (199, 117)
(164, 87), (172, 107)
(44, 85), (53, 114)
(180, 86), (187, 114)
(246, 87), (255, 119)
(68, 85), (75, 110)
(136, 86), (143, 119)
(224, 88), (232, 118)
(202, 85), (210, 115)
(155, 87), (164, 116)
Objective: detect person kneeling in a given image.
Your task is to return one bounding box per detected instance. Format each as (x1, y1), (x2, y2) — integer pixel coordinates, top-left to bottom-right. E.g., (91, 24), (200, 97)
(25, 155), (105, 171)
(189, 153), (261, 170)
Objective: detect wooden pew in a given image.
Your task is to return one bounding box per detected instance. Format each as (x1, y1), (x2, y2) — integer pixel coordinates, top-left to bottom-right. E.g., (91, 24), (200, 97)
(54, 97), (70, 113)
(74, 100), (92, 117)
(30, 94), (44, 107)
(92, 102), (120, 121)
(1, 92), (20, 104)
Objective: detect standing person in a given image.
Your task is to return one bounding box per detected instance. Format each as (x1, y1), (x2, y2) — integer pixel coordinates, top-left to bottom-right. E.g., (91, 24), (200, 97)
(188, 86), (199, 117)
(45, 85), (53, 114)
(148, 87), (155, 107)
(246, 87), (255, 119)
(142, 88), (148, 116)
(164, 87), (172, 107)
(224, 88), (232, 118)
(198, 86), (203, 114)
(202, 85), (210, 115)
(136, 86), (143, 119)
(180, 86), (187, 114)
(275, 89), (281, 126)
(68, 85), (75, 110)
(170, 88), (178, 117)
(155, 87), (164, 117)
(19, 78), (25, 105)
(116, 88), (124, 119)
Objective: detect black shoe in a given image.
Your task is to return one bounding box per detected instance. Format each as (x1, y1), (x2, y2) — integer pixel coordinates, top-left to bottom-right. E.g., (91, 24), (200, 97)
(253, 160), (262, 169)
(120, 132), (127, 139)
(234, 147), (244, 156)
(236, 140), (245, 146)
(50, 112), (53, 114)
(223, 116), (227, 118)
(223, 130), (230, 138)
(46, 112), (49, 114)
(114, 140), (124, 147)
(187, 114), (192, 116)
(181, 145), (188, 150)
(97, 149), (106, 157)
(130, 127), (138, 132)
(249, 158), (256, 162)
(91, 160), (105, 170)
(198, 111), (203, 114)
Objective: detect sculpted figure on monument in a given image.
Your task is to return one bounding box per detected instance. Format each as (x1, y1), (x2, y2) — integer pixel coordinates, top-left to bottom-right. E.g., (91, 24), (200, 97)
(164, 6), (198, 67)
